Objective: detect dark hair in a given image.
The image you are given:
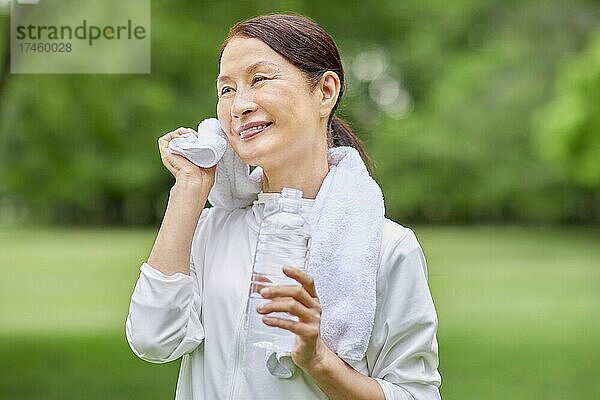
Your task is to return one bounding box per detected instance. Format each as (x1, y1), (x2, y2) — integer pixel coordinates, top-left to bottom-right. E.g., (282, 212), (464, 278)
(218, 13), (374, 174)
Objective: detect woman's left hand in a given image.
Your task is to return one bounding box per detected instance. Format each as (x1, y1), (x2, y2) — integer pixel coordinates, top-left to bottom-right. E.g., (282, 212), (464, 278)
(257, 265), (329, 371)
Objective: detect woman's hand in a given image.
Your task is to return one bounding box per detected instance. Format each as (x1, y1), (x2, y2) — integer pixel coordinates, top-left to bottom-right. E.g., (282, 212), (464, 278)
(158, 127), (216, 190)
(257, 265), (329, 371)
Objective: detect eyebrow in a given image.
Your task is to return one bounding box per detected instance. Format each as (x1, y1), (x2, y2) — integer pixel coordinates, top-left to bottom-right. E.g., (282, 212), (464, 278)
(216, 61), (279, 85)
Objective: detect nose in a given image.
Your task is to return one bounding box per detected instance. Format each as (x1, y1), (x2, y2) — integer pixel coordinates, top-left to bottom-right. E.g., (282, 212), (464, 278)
(231, 89), (257, 119)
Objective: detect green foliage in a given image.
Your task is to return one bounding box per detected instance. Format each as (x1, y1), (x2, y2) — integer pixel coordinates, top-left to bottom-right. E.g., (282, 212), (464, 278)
(534, 27), (600, 191)
(0, 0), (598, 225)
(367, 0), (600, 223)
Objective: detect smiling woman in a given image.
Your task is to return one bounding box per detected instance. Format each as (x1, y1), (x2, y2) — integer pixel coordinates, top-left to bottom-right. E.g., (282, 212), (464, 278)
(216, 35), (331, 195)
(125, 13), (441, 400)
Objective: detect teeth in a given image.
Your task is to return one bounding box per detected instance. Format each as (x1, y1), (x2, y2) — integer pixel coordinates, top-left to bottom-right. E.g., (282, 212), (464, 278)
(241, 123), (270, 136)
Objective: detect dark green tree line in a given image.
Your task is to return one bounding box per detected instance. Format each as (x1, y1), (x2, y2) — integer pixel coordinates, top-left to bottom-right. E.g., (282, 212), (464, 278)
(0, 0), (598, 225)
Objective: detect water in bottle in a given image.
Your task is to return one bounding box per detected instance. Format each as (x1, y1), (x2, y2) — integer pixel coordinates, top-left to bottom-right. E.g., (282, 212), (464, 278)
(243, 187), (311, 354)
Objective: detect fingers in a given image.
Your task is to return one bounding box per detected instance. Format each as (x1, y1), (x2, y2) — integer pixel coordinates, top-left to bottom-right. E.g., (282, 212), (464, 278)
(157, 127), (195, 175)
(256, 266), (322, 337)
(262, 316), (320, 338)
(260, 283), (319, 310)
(257, 296), (320, 322)
(257, 266), (320, 314)
(282, 265), (318, 298)
(158, 127), (194, 151)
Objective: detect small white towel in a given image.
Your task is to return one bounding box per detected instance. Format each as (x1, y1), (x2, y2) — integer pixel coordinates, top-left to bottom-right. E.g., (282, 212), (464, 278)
(168, 118), (385, 373)
(168, 119), (227, 168)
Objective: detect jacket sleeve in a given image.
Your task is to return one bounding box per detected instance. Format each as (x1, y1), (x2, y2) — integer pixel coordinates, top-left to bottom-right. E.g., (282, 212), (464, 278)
(125, 209), (210, 364)
(368, 227), (442, 400)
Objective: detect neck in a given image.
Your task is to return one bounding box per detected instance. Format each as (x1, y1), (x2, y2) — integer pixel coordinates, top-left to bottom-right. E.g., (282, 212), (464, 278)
(261, 148), (329, 200)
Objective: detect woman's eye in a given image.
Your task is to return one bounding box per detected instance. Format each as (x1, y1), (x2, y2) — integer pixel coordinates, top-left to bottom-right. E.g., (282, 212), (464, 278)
(220, 86), (233, 96)
(252, 75), (269, 84)
(219, 76), (269, 96)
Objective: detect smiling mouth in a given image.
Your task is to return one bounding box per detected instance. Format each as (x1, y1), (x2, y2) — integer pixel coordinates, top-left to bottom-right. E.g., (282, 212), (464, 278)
(240, 122), (272, 140)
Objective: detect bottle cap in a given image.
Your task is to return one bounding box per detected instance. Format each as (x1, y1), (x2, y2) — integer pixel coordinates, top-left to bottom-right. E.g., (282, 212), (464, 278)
(281, 187), (303, 200)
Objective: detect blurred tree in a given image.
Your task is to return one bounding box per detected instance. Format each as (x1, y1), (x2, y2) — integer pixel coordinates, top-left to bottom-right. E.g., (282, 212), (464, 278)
(366, 0), (600, 223)
(0, 0), (598, 225)
(534, 27), (600, 191)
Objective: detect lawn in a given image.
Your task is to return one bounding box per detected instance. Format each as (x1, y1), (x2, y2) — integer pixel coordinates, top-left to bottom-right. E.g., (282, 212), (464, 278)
(1, 225), (599, 399)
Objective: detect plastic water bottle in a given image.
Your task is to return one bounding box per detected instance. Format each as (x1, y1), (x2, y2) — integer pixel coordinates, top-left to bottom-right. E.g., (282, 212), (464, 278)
(243, 187), (311, 354)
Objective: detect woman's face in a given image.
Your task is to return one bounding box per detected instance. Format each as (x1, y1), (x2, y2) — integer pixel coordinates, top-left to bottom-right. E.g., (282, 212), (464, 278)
(216, 36), (324, 169)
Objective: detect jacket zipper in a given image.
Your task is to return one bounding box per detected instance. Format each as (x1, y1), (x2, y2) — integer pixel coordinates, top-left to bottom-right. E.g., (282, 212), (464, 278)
(228, 295), (248, 399)
(229, 222), (258, 399)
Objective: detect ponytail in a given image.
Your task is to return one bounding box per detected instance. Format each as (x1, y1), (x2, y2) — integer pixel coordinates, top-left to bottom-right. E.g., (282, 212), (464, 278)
(328, 115), (374, 175)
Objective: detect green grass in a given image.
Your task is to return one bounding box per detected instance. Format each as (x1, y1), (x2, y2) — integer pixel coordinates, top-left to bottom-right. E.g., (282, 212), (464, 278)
(1, 225), (599, 399)
(418, 226), (600, 399)
(0, 333), (180, 400)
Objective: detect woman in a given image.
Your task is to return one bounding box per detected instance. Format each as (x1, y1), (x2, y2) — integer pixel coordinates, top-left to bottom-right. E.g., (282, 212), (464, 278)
(126, 13), (441, 400)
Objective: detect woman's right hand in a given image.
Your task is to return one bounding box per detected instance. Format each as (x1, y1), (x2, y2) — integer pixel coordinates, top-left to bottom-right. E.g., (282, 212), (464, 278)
(158, 127), (217, 191)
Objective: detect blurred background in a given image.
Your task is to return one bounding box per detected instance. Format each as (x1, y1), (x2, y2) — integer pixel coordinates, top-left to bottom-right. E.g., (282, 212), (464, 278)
(0, 0), (598, 399)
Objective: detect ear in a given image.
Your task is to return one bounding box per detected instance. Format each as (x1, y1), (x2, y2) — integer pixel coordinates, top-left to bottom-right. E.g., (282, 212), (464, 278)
(316, 71), (341, 118)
